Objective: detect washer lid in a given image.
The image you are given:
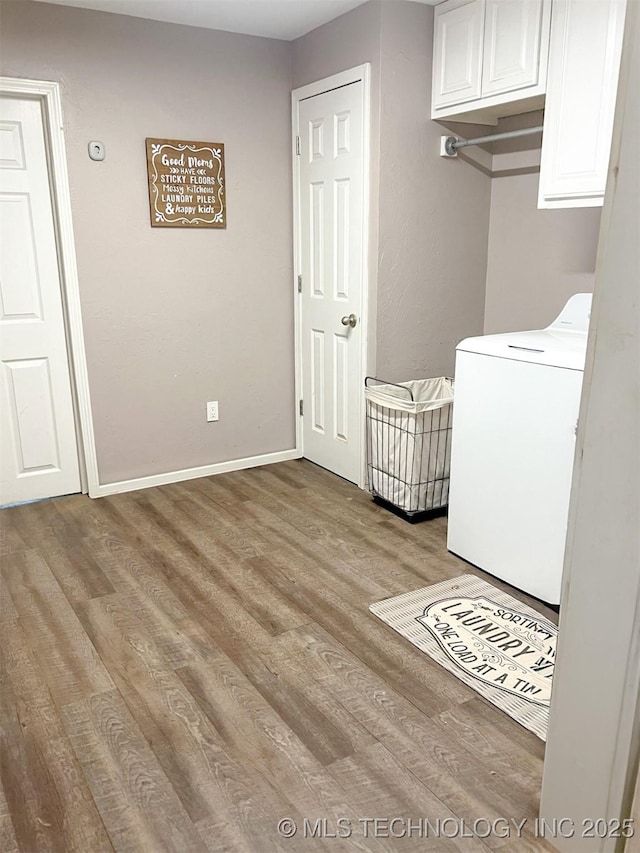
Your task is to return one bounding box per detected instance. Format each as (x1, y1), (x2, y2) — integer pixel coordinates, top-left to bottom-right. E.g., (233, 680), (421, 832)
(456, 328), (588, 370)
(548, 292), (592, 332)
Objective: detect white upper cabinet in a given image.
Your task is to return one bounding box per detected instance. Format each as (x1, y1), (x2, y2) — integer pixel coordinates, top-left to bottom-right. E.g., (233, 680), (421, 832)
(432, 0), (551, 124)
(538, 0), (627, 209)
(482, 0), (546, 96)
(432, 0), (484, 108)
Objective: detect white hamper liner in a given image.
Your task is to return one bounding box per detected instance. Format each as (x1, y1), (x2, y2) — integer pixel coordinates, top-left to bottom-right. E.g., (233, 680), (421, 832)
(365, 377), (454, 514)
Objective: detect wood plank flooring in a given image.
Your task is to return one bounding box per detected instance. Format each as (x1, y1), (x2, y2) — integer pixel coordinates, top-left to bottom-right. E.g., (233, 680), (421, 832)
(0, 460), (559, 852)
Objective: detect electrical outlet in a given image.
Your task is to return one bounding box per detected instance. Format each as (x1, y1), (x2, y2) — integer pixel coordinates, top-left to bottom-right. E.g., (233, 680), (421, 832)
(206, 401), (219, 422)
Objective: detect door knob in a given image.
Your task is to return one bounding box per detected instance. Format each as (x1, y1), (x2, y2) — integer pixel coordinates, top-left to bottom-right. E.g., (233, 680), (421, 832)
(341, 313), (358, 328)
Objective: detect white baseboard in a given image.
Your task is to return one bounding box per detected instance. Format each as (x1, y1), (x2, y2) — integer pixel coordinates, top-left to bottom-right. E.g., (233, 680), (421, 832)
(90, 448), (302, 498)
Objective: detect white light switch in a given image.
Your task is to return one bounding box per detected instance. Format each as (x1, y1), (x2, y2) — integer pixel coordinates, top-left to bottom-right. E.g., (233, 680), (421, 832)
(88, 141), (105, 161)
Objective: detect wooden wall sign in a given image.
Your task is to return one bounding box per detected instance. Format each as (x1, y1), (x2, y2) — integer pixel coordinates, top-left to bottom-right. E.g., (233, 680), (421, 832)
(145, 138), (226, 228)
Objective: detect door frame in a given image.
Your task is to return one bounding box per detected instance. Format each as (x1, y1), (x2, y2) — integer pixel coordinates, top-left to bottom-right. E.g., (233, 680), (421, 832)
(291, 64), (372, 488)
(1, 76), (99, 497)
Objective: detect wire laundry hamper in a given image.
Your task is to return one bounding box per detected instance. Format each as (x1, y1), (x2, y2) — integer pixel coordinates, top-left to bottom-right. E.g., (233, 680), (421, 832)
(365, 376), (454, 522)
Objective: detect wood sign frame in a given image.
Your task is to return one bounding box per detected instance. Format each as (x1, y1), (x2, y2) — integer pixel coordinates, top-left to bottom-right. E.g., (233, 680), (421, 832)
(145, 138), (226, 228)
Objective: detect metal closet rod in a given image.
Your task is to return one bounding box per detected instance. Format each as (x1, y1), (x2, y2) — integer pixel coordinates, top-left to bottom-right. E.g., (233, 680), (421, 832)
(445, 125), (543, 156)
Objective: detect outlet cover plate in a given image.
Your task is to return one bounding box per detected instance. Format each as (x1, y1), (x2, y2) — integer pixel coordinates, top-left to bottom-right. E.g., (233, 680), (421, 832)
(206, 401), (219, 422)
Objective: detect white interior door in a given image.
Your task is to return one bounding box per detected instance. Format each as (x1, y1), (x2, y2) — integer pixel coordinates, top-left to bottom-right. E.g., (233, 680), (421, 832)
(296, 74), (367, 485)
(0, 94), (80, 505)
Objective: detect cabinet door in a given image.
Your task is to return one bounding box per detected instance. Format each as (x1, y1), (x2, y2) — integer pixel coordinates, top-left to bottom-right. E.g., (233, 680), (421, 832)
(538, 0), (626, 208)
(432, 0), (484, 110)
(482, 0), (546, 97)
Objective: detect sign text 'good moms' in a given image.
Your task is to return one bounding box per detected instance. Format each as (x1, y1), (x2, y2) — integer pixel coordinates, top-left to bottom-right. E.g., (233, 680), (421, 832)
(146, 138), (226, 228)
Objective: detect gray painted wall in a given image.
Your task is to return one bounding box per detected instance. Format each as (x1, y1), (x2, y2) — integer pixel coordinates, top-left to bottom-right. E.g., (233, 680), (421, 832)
(1, 0), (606, 486)
(376, 1), (490, 379)
(290, 0), (382, 90)
(292, 1), (491, 382)
(483, 109), (601, 334)
(484, 172), (602, 333)
(1, 1), (294, 485)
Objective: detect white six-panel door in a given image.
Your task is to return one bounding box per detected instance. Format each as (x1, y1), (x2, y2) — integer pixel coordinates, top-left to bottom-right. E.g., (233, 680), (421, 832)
(296, 76), (366, 485)
(0, 95), (80, 504)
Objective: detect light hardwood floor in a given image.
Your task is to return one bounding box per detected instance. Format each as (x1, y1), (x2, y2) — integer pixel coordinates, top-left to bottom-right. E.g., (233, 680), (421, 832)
(1, 460), (559, 852)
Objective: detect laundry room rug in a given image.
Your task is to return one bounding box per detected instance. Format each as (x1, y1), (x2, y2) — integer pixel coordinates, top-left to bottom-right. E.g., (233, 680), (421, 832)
(370, 575), (557, 740)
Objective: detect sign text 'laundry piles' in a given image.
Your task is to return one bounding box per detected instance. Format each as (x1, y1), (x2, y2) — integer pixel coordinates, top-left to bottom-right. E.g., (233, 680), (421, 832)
(145, 138), (226, 228)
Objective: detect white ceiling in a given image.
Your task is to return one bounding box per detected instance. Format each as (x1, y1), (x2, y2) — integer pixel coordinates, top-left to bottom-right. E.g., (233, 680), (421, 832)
(33, 0), (438, 41)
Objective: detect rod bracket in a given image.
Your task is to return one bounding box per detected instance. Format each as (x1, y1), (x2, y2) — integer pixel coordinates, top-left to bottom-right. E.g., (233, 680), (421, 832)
(440, 135), (459, 157)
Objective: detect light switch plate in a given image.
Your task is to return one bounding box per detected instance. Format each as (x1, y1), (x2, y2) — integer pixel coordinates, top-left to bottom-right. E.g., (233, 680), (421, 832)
(88, 141), (105, 161)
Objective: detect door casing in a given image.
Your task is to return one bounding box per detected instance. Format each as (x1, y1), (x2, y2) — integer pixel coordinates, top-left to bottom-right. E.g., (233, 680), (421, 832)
(291, 64), (372, 488)
(1, 77), (98, 498)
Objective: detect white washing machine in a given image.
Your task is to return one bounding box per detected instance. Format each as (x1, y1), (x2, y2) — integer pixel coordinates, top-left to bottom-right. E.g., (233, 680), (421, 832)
(447, 294), (592, 605)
